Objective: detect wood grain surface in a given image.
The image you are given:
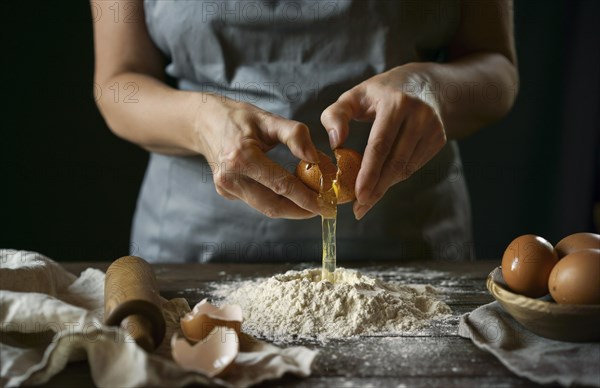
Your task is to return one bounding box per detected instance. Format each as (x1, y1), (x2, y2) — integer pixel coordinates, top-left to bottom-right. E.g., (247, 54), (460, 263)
(104, 256), (166, 351)
(41, 260), (555, 387)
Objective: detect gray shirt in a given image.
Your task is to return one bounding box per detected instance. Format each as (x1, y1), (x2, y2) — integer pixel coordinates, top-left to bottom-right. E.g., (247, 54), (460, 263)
(133, 0), (474, 262)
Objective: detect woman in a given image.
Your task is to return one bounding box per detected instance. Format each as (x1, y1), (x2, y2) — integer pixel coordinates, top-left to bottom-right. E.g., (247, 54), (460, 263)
(92, 0), (517, 262)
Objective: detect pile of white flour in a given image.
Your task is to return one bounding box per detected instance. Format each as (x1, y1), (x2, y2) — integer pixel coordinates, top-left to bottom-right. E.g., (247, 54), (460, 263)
(211, 268), (451, 343)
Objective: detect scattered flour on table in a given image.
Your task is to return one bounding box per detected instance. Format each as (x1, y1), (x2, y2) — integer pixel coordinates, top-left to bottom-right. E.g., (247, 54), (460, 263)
(210, 268), (451, 343)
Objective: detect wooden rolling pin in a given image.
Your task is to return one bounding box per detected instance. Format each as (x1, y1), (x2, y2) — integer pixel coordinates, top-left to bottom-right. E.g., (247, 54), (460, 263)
(104, 256), (166, 352)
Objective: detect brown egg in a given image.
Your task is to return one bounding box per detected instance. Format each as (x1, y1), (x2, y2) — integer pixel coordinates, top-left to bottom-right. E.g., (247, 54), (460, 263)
(333, 148), (362, 204)
(501, 234), (558, 297)
(296, 150), (337, 194)
(554, 232), (600, 258)
(548, 249), (600, 304)
(296, 147), (362, 204)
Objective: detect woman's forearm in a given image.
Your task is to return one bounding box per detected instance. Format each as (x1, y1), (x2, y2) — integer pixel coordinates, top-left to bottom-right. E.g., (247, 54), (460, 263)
(94, 72), (206, 155)
(91, 0), (203, 155)
(402, 52), (519, 139)
(96, 52), (518, 154)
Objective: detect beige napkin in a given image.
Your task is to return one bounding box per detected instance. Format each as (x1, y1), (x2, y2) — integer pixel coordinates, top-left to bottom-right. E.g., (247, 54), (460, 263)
(0, 250), (317, 387)
(459, 301), (600, 387)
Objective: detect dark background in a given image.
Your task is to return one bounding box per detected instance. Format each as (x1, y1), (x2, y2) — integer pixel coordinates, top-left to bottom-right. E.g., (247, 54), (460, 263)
(1, 1), (598, 262)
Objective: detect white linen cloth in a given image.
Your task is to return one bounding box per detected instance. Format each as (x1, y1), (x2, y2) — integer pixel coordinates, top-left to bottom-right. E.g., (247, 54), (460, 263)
(0, 250), (317, 387)
(459, 301), (600, 387)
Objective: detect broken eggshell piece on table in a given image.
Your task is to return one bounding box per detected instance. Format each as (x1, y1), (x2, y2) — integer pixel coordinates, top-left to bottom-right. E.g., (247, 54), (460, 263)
(180, 298), (243, 341)
(171, 299), (243, 377)
(171, 327), (239, 378)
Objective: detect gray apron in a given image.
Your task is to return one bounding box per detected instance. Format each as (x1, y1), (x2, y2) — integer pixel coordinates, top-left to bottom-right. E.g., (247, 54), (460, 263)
(134, 0), (474, 262)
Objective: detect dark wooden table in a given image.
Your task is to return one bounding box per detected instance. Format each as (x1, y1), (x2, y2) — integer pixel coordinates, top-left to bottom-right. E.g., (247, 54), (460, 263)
(44, 260), (548, 387)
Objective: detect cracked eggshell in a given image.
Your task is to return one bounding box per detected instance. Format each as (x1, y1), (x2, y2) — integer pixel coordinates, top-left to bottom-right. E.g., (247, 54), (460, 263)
(296, 147), (362, 204)
(180, 299), (243, 342)
(171, 327), (239, 378)
(296, 150), (337, 193)
(333, 148), (362, 204)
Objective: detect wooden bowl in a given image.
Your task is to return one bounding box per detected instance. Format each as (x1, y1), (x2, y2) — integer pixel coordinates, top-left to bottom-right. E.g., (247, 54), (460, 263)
(486, 267), (600, 342)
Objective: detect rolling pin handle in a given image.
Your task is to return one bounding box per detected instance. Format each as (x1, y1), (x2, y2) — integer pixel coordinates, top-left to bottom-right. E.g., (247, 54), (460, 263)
(104, 256), (166, 352)
(121, 314), (155, 353)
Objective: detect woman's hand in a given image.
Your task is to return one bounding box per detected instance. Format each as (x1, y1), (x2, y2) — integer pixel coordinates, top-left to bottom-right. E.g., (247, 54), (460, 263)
(321, 67), (447, 220)
(321, 0), (518, 221)
(92, 0), (516, 221)
(194, 95), (322, 219)
(91, 0), (322, 220)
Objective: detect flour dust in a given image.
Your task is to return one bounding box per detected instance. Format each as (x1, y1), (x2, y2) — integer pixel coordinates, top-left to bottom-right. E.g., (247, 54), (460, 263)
(210, 268), (451, 343)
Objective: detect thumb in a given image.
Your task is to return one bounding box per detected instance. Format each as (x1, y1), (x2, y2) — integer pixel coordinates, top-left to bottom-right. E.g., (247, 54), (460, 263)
(320, 87), (364, 149)
(260, 114), (319, 164)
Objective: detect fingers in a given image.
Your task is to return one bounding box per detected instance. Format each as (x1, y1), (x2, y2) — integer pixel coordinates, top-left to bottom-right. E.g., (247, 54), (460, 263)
(354, 101), (404, 205)
(232, 175), (318, 219)
(409, 114), (446, 169)
(354, 106), (446, 220)
(213, 143), (322, 217)
(211, 106), (326, 218)
(321, 87), (365, 149)
(214, 184), (237, 200)
(354, 131), (419, 220)
(214, 169), (318, 219)
(378, 106), (445, 189)
(248, 150), (322, 215)
(260, 113), (319, 164)
(370, 120), (419, 197)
